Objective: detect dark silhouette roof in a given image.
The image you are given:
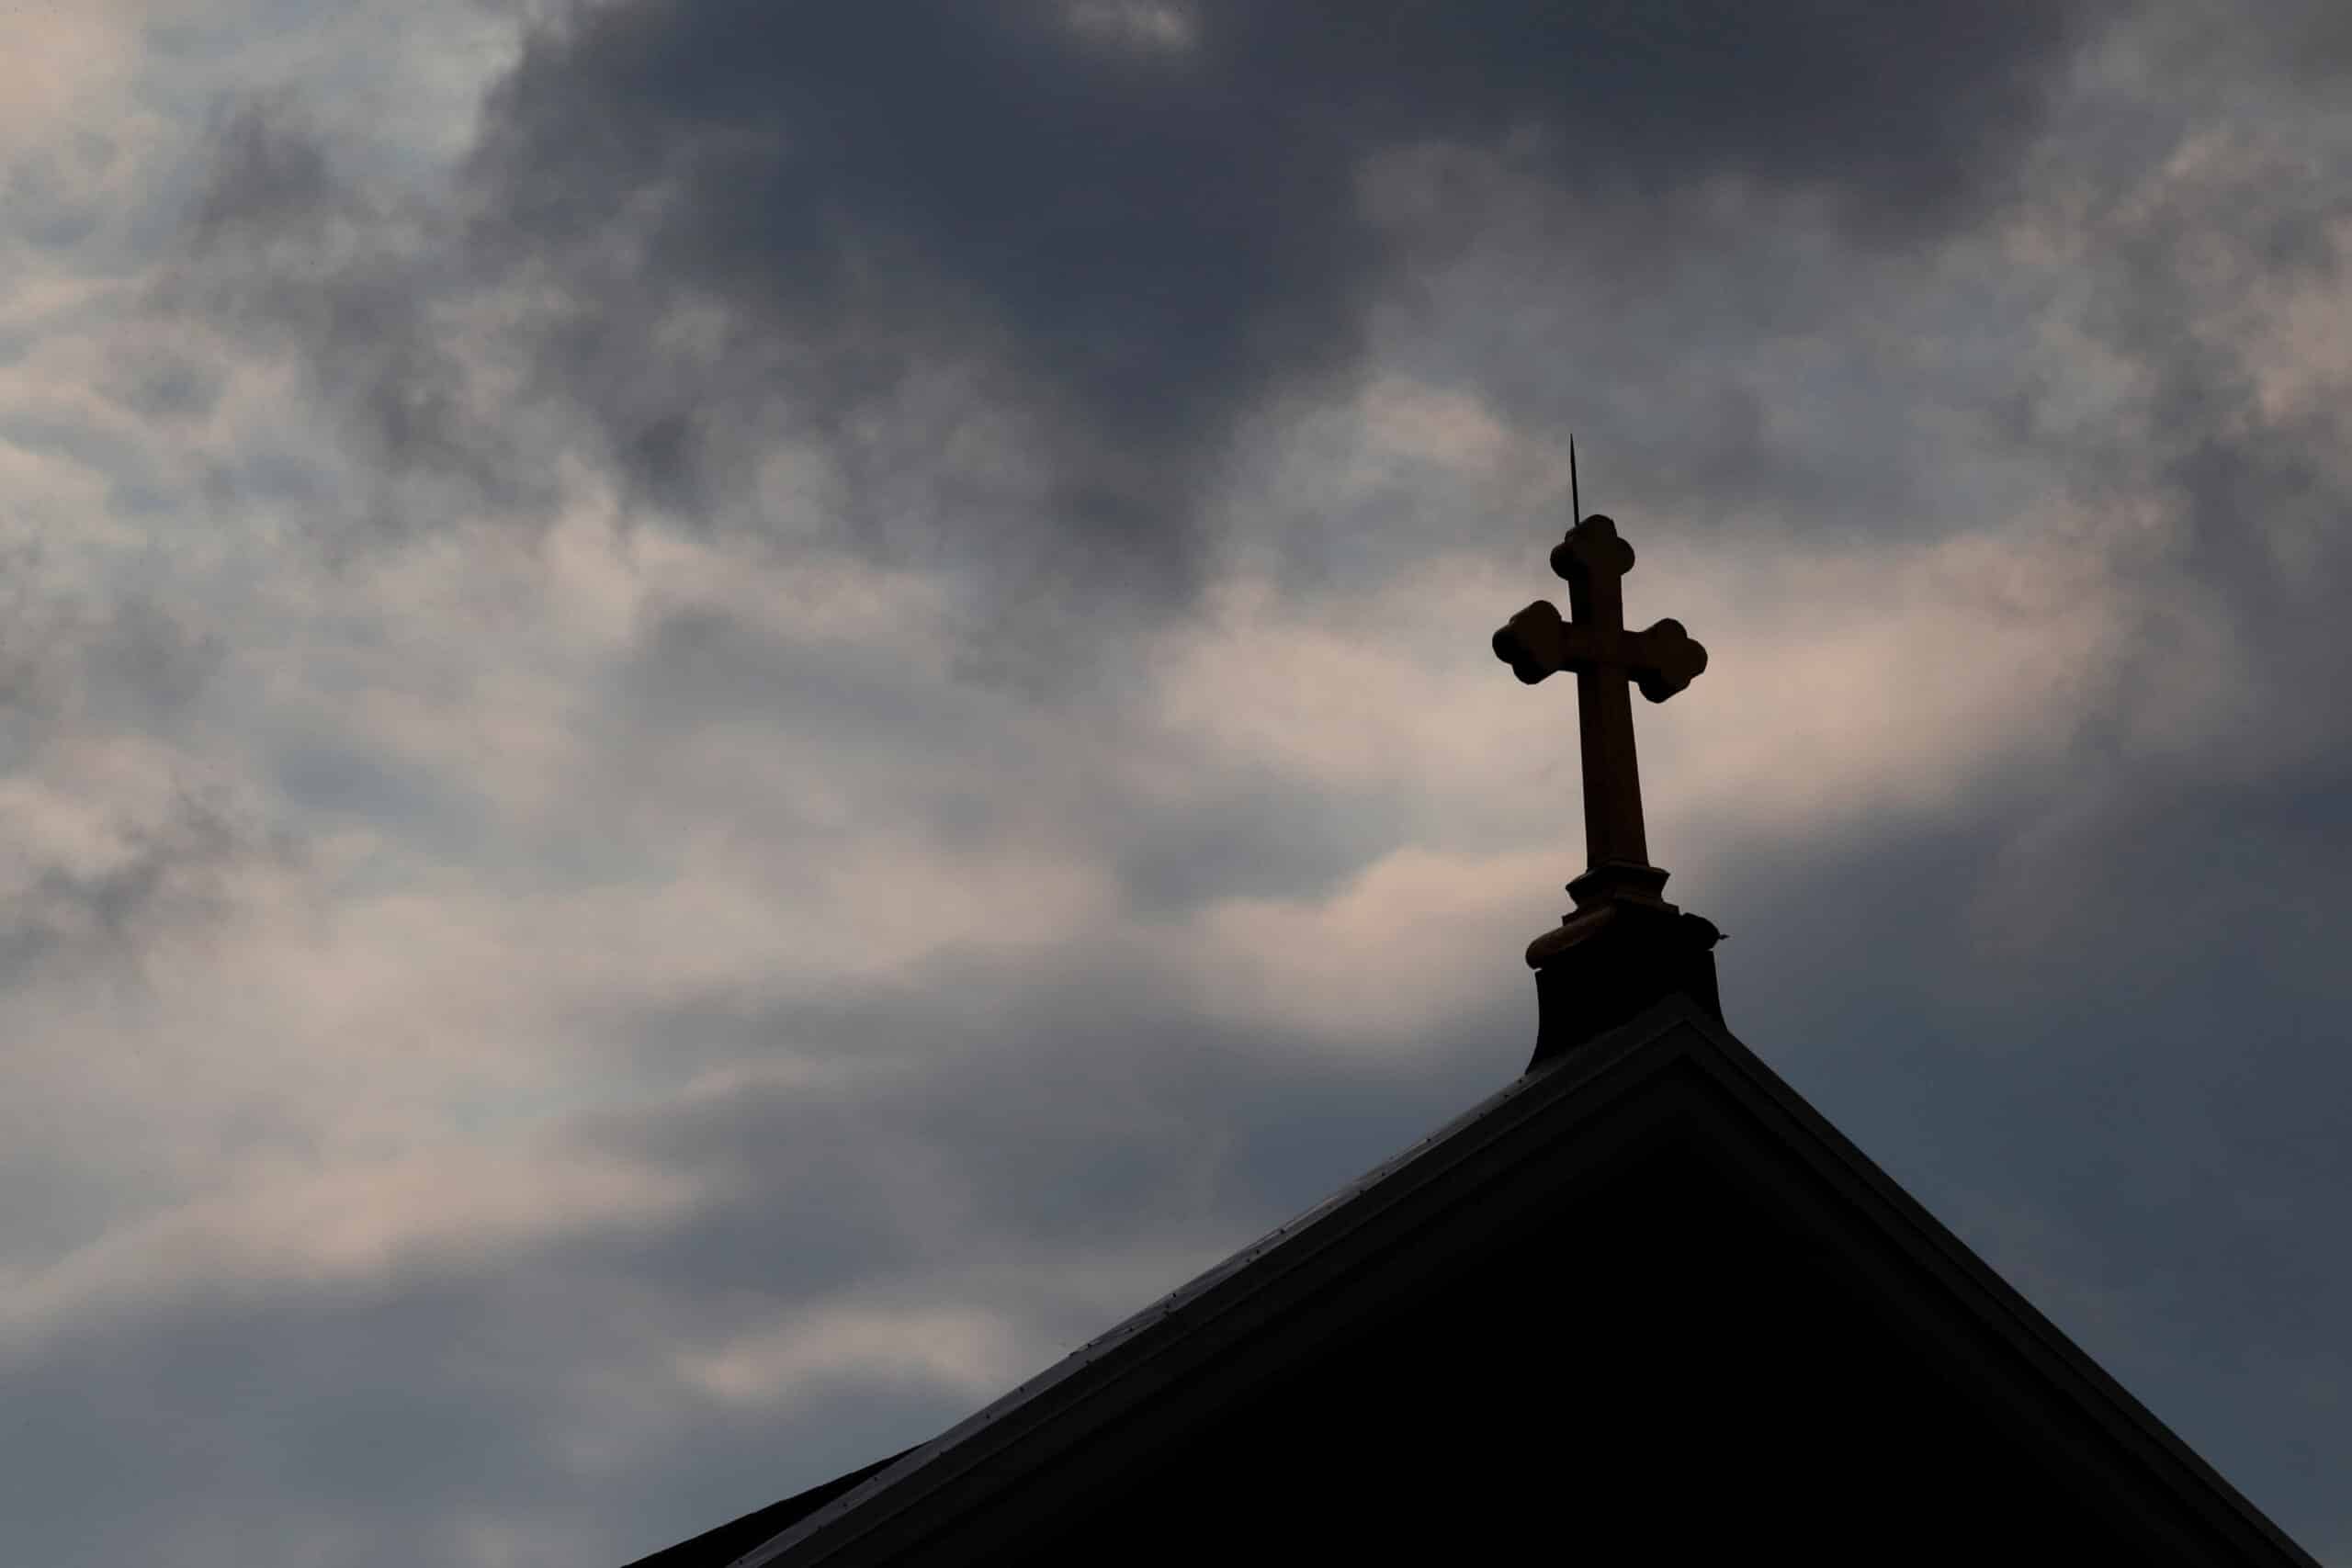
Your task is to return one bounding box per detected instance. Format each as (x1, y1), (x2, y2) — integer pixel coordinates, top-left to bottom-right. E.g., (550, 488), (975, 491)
(634, 996), (2316, 1566)
(620, 1450), (911, 1568)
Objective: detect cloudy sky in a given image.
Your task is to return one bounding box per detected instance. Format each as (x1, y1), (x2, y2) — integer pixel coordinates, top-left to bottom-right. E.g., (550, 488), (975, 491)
(5, 1), (2348, 1562)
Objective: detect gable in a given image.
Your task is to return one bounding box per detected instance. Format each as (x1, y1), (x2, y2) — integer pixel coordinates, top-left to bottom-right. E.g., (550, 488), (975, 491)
(729, 1001), (2315, 1565)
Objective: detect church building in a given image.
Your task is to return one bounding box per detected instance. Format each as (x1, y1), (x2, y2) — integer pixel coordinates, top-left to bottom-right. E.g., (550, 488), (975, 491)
(628, 501), (2317, 1566)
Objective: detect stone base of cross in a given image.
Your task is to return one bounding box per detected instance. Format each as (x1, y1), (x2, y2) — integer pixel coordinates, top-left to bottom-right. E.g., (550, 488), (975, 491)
(1525, 897), (1724, 1069)
(1492, 511), (1723, 1064)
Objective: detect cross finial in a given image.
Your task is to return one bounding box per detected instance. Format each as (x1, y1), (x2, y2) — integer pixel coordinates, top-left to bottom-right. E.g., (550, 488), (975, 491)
(1488, 455), (1724, 1064)
(1492, 483), (1707, 916)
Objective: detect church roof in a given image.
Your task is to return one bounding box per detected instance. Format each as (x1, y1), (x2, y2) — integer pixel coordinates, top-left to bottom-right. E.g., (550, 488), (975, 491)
(652, 996), (2314, 1566)
(620, 1450), (910, 1568)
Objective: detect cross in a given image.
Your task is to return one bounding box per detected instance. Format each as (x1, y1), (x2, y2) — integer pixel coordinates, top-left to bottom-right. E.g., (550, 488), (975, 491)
(1492, 503), (1707, 911)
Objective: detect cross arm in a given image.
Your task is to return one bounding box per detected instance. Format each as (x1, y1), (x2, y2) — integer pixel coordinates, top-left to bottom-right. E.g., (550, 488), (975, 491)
(1622, 618), (1708, 702)
(1491, 603), (1708, 702)
(1492, 600), (1582, 685)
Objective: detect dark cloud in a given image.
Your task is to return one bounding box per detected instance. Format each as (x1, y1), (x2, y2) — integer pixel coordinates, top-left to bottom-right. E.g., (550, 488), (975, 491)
(5, 137), (115, 253)
(0, 573), (266, 982)
(189, 101), (341, 242)
(6, 792), (249, 971)
(0, 566), (224, 751)
(168, 107), (559, 537)
(101, 349), (221, 423)
(180, 0), (2098, 628)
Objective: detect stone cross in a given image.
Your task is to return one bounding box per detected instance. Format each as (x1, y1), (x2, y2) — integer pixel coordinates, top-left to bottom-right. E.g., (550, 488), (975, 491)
(1492, 512), (1707, 911)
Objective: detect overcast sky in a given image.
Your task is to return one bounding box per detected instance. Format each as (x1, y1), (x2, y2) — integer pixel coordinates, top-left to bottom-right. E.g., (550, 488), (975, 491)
(6, 2), (2349, 1562)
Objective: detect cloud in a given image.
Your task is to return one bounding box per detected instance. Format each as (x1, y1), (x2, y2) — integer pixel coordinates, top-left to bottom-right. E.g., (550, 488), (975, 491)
(5, 2), (2346, 1564)
(0, 3), (138, 146)
(0, 914), (1498, 1566)
(171, 0), (2101, 645)
(673, 1303), (1035, 1408)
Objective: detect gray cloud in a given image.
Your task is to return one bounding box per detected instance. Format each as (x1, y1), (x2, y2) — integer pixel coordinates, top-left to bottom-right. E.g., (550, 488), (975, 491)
(189, 100), (340, 242)
(0, 572), (266, 984)
(0, 926), (1513, 1568)
(177, 1), (2099, 629)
